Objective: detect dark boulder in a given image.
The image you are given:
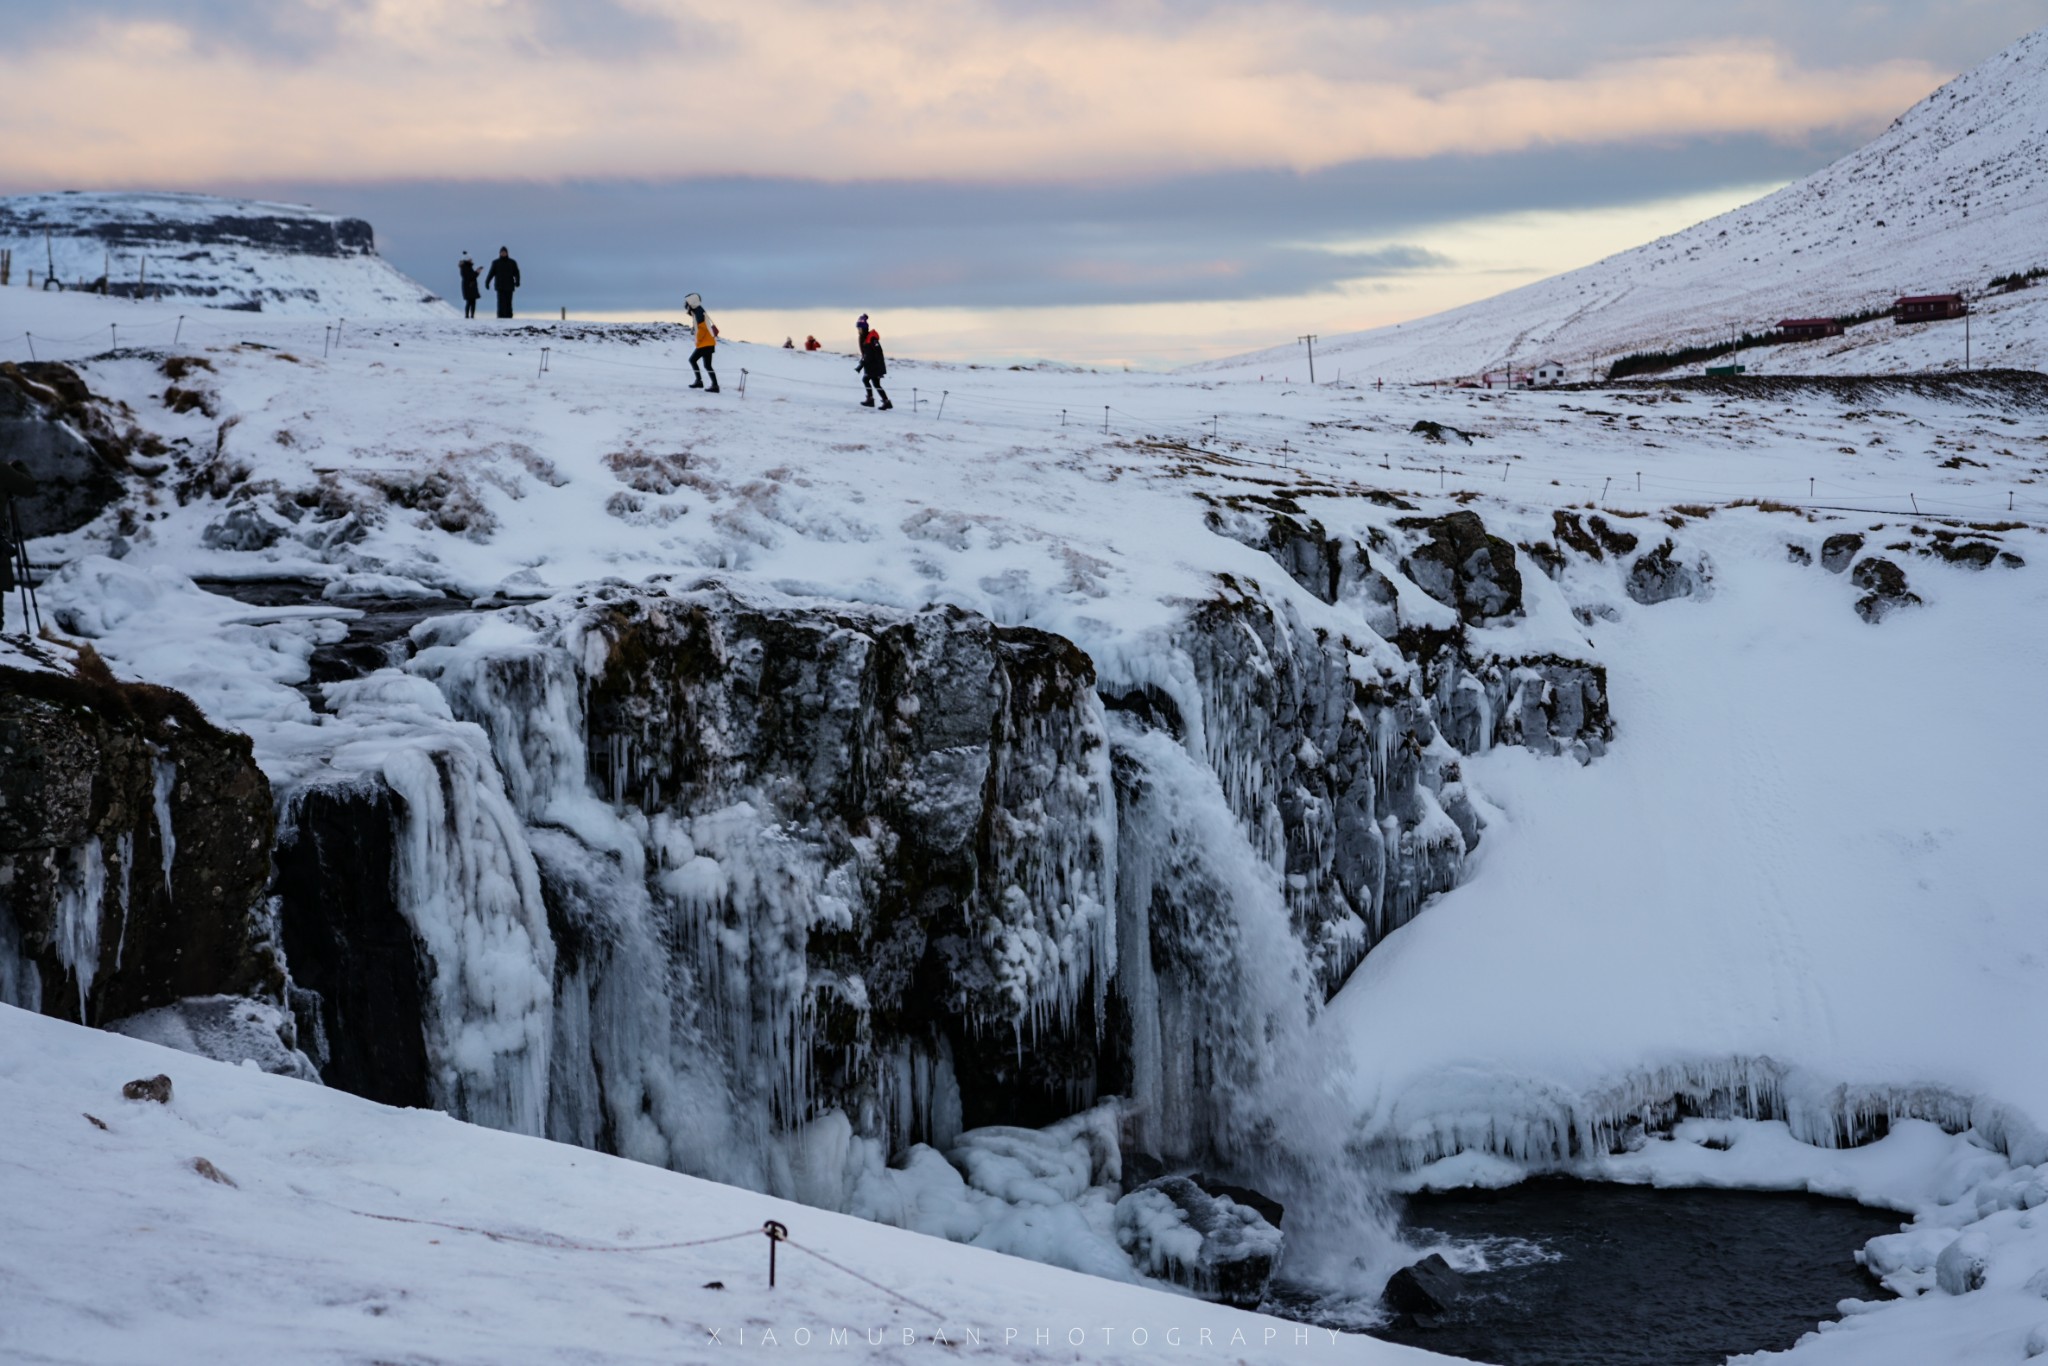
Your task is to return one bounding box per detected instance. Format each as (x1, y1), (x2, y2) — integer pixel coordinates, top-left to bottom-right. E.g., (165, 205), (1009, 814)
(1626, 539), (1700, 605)
(1924, 537), (2011, 570)
(122, 1074), (174, 1104)
(1114, 1174), (1284, 1309)
(1851, 556), (1921, 623)
(1411, 420), (1476, 445)
(1821, 532), (1864, 574)
(0, 364), (125, 537)
(1384, 1252), (1466, 1317)
(1400, 511), (1523, 624)
(1552, 511), (1640, 562)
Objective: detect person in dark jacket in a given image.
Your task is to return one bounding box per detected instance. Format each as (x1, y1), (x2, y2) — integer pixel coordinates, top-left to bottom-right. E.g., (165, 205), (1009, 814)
(683, 293), (719, 393)
(858, 328), (892, 409)
(458, 253), (481, 319)
(484, 247), (520, 318)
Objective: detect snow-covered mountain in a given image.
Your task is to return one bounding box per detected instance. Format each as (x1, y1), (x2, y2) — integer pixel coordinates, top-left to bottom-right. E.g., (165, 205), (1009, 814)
(1215, 25), (2048, 383)
(0, 191), (447, 316)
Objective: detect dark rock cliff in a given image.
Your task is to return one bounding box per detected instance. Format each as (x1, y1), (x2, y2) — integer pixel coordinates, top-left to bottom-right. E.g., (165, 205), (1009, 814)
(0, 658), (278, 1023)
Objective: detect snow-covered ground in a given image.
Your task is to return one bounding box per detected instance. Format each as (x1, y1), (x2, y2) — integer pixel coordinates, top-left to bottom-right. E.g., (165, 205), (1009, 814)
(0, 191), (447, 317)
(1210, 26), (2048, 385)
(0, 1004), (1411, 1364)
(3, 164), (2047, 1361)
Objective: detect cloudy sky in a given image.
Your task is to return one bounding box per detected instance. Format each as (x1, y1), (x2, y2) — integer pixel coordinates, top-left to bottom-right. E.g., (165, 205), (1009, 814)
(0, 1), (2040, 363)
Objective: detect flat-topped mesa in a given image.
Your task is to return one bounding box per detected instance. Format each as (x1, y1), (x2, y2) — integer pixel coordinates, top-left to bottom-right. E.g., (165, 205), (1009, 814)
(0, 191), (445, 314)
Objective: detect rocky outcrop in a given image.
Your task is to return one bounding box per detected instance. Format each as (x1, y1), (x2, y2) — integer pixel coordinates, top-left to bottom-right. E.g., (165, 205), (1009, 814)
(1852, 556), (1922, 623)
(1430, 652), (1613, 763)
(0, 658), (278, 1024)
(1552, 510), (1639, 562)
(1922, 531), (2024, 570)
(1821, 532), (1865, 574)
(0, 363), (134, 537)
(1170, 583), (1474, 992)
(1202, 502), (1401, 635)
(1627, 539), (1703, 604)
(1399, 511), (1523, 624)
(383, 581), (1117, 1170)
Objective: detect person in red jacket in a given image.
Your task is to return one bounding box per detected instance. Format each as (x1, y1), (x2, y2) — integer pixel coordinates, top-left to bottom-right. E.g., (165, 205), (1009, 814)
(803, 335), (822, 352)
(858, 329), (892, 410)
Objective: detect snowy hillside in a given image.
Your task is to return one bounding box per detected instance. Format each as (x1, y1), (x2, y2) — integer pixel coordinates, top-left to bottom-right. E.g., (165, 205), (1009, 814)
(0, 191), (447, 317)
(3, 284), (2047, 1362)
(0, 1005), (1398, 1364)
(1213, 25), (2048, 384)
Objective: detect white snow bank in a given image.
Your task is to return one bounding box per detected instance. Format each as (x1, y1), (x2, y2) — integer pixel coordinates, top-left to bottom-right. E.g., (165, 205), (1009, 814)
(0, 1005), (1424, 1364)
(1332, 517), (2048, 1159)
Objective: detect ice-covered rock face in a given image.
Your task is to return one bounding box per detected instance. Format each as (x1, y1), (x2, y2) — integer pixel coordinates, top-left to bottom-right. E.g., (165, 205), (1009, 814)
(374, 580), (1122, 1181)
(0, 662), (279, 1025)
(249, 564), (1492, 1212)
(1160, 582), (1470, 993)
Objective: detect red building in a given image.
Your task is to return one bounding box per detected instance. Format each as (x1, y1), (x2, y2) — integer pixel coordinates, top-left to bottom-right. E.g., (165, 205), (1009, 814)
(1894, 294), (1968, 323)
(1778, 317), (1844, 340)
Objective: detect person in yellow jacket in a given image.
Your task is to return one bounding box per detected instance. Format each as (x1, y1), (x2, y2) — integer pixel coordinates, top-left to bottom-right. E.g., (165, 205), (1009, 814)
(684, 292), (719, 393)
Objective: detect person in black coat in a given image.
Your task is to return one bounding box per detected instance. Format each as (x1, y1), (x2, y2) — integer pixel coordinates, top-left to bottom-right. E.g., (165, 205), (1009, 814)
(458, 253), (481, 319)
(484, 247), (520, 319)
(858, 328), (892, 410)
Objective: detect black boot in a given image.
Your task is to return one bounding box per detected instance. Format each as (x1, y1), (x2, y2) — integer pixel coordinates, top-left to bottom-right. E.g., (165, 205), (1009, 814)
(860, 394), (875, 407)
(707, 376), (720, 394)
(690, 377), (705, 389)
(878, 390), (893, 411)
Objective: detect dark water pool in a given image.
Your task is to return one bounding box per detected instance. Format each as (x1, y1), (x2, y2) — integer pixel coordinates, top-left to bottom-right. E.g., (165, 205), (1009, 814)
(1344, 1180), (1898, 1366)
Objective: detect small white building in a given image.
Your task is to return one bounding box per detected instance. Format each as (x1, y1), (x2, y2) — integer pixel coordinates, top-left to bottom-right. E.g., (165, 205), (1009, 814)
(1531, 360), (1568, 387)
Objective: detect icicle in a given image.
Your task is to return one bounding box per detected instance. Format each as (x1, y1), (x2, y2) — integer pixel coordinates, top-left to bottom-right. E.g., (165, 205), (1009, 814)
(152, 758), (177, 896)
(112, 833), (133, 972)
(53, 839), (106, 1021)
(0, 890), (42, 1013)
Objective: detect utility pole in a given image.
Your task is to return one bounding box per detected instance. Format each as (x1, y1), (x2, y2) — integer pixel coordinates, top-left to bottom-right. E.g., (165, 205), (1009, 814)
(1298, 335), (1318, 385)
(1964, 294), (1972, 371)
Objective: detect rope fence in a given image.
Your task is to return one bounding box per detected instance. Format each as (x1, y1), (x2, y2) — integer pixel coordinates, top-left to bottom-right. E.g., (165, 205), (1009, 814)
(344, 1208), (945, 1319)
